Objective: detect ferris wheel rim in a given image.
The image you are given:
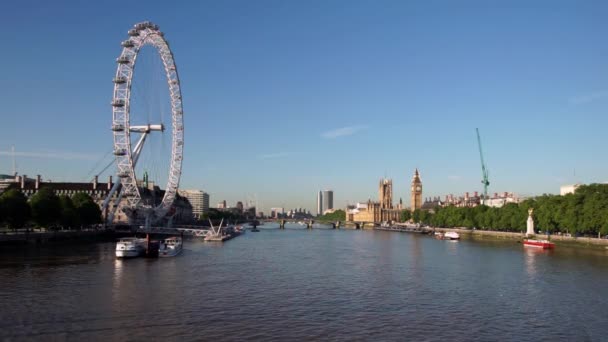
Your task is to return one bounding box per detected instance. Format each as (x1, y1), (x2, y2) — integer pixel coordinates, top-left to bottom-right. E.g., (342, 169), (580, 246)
(111, 21), (184, 221)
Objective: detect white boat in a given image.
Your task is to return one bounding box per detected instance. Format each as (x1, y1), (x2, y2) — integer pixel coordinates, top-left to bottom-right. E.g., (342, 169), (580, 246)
(444, 232), (460, 240)
(115, 237), (145, 258)
(159, 236), (183, 257)
(434, 231), (460, 240)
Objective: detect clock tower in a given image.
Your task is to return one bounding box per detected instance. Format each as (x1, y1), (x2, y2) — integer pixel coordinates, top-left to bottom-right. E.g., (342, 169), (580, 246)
(410, 168), (422, 211)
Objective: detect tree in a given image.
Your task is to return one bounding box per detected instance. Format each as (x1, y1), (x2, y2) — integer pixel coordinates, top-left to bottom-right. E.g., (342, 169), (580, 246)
(0, 189), (30, 229)
(72, 193), (102, 227)
(562, 193), (584, 235)
(59, 195), (78, 229)
(400, 210), (411, 222)
(412, 209), (422, 223)
(419, 210), (431, 225)
(30, 187), (62, 228)
(317, 210), (346, 221)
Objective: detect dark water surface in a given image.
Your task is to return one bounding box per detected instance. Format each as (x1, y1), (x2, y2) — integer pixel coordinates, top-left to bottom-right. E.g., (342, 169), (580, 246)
(1, 228), (608, 341)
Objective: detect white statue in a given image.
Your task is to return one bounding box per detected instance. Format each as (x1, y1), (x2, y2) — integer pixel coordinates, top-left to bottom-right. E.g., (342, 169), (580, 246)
(526, 208), (535, 237)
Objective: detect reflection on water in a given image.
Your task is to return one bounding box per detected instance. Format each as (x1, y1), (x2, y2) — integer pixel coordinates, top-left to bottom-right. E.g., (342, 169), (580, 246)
(1, 231), (608, 341)
(523, 246), (550, 277)
(112, 259), (125, 289)
(445, 239), (459, 254)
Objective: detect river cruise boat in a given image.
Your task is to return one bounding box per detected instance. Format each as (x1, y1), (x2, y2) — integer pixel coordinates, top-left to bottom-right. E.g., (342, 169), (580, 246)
(115, 237), (145, 258)
(159, 236), (183, 257)
(523, 239), (555, 249)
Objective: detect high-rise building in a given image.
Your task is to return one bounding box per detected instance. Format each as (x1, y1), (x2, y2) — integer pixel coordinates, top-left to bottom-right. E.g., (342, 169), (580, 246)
(179, 189), (210, 219)
(322, 190), (333, 214)
(317, 191), (323, 216)
(217, 200), (227, 209)
(236, 201), (244, 213)
(270, 207), (284, 218)
(411, 168), (423, 211)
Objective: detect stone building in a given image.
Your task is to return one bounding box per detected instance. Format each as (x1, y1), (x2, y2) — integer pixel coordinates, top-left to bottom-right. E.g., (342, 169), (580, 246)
(345, 177), (402, 223)
(0, 174), (193, 225)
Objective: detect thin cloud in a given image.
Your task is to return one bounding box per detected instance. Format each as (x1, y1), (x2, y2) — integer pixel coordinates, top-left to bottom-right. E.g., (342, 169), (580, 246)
(569, 90), (608, 105)
(321, 125), (367, 139)
(448, 175), (462, 181)
(258, 152), (291, 160)
(0, 150), (100, 161)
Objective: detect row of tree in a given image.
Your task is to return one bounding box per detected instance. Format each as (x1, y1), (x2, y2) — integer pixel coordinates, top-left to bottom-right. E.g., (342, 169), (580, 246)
(316, 210), (346, 222)
(0, 187), (102, 230)
(404, 184), (608, 236)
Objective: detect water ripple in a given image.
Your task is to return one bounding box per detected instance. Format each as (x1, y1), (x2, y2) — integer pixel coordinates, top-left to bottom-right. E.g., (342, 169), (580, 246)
(1, 231), (607, 341)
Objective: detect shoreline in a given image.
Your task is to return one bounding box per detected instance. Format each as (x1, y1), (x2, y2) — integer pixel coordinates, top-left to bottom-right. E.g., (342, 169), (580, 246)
(3, 226), (607, 250)
(0, 229), (131, 245)
(431, 227), (608, 249)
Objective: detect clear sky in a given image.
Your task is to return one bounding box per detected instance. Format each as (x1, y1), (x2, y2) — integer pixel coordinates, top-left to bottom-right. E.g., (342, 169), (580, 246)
(1, 0), (607, 213)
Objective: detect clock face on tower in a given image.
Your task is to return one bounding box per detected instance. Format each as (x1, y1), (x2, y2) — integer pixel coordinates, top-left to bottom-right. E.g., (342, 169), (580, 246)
(416, 186), (421, 192)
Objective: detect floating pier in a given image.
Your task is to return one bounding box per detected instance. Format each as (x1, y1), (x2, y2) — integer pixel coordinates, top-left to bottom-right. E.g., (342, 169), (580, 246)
(375, 226), (433, 234)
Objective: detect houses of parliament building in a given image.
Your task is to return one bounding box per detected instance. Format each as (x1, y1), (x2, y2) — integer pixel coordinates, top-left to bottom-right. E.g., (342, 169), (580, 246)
(346, 169), (423, 223)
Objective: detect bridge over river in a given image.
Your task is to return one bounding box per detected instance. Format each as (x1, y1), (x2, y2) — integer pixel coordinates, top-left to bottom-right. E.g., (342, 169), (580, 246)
(256, 219), (376, 229)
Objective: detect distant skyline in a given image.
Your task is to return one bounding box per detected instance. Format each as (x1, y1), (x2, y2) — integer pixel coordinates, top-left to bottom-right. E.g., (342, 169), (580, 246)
(1, 1), (608, 214)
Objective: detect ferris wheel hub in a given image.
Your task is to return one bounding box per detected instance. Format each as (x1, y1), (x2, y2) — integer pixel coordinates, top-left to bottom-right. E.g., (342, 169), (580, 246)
(130, 124), (164, 133)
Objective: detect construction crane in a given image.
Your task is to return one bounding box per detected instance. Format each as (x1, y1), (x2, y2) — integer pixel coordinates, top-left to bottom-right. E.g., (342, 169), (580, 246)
(476, 128), (490, 205)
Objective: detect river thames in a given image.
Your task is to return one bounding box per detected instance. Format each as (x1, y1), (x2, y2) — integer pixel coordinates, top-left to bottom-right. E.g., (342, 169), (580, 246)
(1, 227), (608, 341)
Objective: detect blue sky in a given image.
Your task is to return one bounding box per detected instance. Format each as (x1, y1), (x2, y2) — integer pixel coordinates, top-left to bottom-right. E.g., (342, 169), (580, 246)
(0, 0), (607, 213)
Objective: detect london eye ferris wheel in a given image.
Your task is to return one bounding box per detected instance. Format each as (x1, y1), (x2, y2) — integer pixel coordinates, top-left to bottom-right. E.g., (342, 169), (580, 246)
(104, 21), (184, 226)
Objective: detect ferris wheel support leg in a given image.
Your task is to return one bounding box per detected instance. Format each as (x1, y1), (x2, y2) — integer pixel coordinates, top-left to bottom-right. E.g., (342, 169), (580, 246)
(102, 133), (148, 225)
(102, 180), (122, 217)
(107, 189), (125, 225)
(145, 214), (151, 230)
(131, 132), (148, 166)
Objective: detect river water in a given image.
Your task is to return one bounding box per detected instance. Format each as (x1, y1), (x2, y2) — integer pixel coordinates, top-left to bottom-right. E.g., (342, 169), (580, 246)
(1, 226), (608, 341)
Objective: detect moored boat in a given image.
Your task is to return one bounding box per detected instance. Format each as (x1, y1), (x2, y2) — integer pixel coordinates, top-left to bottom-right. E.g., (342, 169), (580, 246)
(523, 239), (555, 249)
(159, 236), (183, 257)
(115, 237), (145, 258)
(235, 225), (246, 235)
(434, 231), (460, 240)
(444, 232), (460, 240)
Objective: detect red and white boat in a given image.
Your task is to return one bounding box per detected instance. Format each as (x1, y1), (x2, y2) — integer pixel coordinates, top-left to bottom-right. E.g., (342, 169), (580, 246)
(523, 239), (555, 249)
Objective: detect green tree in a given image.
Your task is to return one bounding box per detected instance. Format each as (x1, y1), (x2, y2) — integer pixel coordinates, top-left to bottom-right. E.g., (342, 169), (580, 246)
(472, 205), (489, 229)
(30, 187), (62, 228)
(562, 193), (584, 235)
(419, 210), (431, 225)
(317, 210), (346, 221)
(72, 193), (102, 227)
(412, 209), (422, 223)
(0, 189), (30, 229)
(400, 210), (411, 222)
(59, 195), (78, 229)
